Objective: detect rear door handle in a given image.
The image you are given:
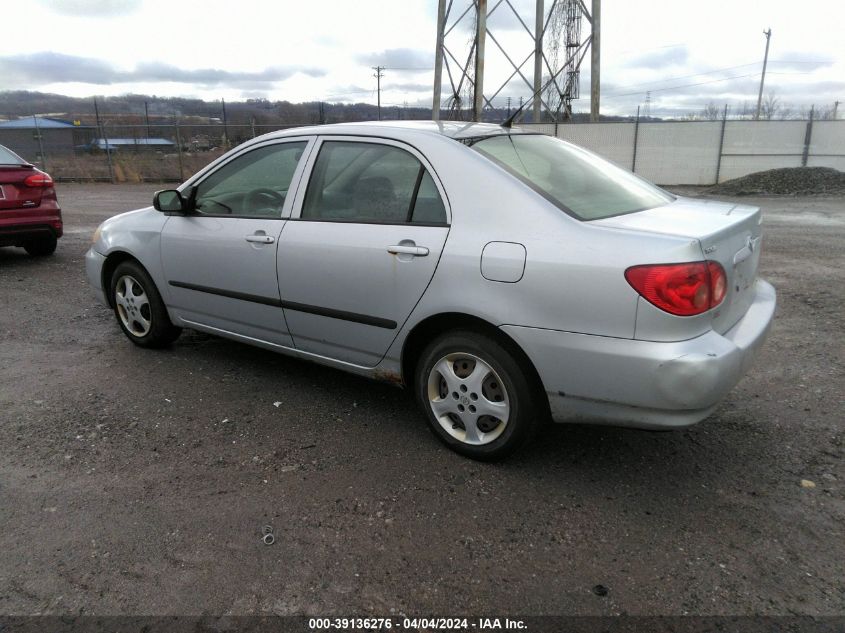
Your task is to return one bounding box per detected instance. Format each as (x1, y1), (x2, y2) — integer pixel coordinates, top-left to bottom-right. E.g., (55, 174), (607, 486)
(246, 234), (275, 244)
(387, 244), (429, 257)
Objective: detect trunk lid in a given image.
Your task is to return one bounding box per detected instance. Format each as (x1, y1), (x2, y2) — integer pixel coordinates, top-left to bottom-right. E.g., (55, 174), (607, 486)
(593, 196), (763, 334)
(0, 164), (43, 210)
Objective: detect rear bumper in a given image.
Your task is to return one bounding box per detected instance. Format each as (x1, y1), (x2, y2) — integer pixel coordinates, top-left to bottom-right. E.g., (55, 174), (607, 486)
(85, 247), (109, 306)
(502, 279), (776, 429)
(0, 205), (63, 245)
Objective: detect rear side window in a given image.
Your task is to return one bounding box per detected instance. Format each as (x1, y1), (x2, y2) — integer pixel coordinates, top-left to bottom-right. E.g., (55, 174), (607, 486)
(472, 134), (672, 220)
(0, 145), (25, 165)
(301, 141), (447, 224)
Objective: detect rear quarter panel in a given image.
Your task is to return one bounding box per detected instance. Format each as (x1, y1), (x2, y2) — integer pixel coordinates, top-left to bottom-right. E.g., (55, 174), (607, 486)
(386, 135), (706, 358)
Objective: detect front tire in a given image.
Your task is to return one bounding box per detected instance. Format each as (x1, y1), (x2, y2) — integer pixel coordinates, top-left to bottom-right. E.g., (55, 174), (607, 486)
(415, 330), (539, 461)
(110, 260), (181, 348)
(23, 233), (57, 256)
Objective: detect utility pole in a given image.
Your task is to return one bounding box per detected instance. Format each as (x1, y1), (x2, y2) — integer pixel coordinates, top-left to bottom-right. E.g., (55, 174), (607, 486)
(755, 28), (772, 120)
(590, 0), (601, 121)
(506, 96), (512, 118)
(221, 98), (229, 146)
(432, 0), (447, 121)
(372, 66), (384, 120)
(833, 100), (840, 120)
(473, 0), (487, 122)
(532, 0), (544, 123)
(144, 100), (151, 139)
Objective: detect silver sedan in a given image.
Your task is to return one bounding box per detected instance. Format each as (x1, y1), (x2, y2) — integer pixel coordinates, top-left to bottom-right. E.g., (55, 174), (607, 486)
(86, 121), (776, 460)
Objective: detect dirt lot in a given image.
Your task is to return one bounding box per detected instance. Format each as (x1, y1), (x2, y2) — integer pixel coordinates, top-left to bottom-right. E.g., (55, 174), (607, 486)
(0, 184), (843, 617)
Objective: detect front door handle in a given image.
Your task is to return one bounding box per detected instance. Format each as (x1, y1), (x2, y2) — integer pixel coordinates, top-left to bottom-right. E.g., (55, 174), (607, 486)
(246, 234), (275, 244)
(388, 244), (429, 257)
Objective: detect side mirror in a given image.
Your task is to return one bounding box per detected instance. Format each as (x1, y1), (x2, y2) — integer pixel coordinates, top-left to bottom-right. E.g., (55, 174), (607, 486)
(153, 189), (187, 213)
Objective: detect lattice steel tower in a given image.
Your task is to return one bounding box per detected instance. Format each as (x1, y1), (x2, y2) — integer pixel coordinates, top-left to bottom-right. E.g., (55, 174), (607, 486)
(432, 0), (601, 123)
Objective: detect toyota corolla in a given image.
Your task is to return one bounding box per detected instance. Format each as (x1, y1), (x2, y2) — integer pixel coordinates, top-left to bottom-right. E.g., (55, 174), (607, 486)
(86, 121), (776, 460)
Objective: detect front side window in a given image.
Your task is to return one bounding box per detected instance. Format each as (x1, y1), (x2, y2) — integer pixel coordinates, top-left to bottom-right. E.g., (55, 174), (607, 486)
(194, 141), (307, 217)
(472, 134), (673, 220)
(301, 141), (447, 224)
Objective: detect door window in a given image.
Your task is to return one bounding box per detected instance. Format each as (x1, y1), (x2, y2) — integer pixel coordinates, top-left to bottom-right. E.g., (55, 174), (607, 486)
(194, 141), (307, 217)
(301, 141), (447, 224)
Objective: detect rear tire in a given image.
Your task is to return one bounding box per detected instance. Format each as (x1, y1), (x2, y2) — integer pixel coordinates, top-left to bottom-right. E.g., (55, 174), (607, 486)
(110, 260), (181, 348)
(415, 330), (539, 461)
(23, 234), (57, 256)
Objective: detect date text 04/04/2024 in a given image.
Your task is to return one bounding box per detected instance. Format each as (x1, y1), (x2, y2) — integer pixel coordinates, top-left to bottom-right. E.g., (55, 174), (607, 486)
(308, 617), (527, 630)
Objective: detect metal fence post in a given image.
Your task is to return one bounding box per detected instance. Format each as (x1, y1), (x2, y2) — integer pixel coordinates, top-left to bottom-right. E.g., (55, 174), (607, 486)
(631, 105), (640, 172)
(175, 125), (185, 182)
(32, 114), (47, 173)
(714, 104), (728, 184)
(103, 128), (114, 183)
(802, 105), (814, 167)
(94, 99), (114, 183)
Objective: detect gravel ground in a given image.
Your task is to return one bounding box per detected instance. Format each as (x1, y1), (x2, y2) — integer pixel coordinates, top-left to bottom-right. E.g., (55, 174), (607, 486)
(0, 184), (843, 617)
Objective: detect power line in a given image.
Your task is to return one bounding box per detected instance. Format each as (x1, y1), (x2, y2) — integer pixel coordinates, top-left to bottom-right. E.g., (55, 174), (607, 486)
(605, 58), (832, 93)
(603, 70), (815, 100)
(604, 73), (761, 98)
(607, 63), (762, 91)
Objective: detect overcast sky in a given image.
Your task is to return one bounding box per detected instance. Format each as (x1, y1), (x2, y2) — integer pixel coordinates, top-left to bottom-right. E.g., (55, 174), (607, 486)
(1, 0), (843, 118)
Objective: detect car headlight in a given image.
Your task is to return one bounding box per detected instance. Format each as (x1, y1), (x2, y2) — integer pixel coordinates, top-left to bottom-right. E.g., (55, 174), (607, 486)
(91, 225), (102, 245)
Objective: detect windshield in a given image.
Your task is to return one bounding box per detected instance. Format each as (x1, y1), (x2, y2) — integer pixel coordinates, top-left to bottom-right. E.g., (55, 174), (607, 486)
(471, 134), (673, 220)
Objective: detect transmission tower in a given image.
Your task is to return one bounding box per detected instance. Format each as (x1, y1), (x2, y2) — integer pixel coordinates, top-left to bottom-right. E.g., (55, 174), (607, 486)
(432, 0), (600, 123)
(543, 0), (583, 120)
(643, 91), (651, 118)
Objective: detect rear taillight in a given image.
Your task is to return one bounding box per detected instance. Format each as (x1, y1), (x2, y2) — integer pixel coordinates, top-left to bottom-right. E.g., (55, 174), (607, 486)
(625, 261), (727, 316)
(24, 171), (54, 187)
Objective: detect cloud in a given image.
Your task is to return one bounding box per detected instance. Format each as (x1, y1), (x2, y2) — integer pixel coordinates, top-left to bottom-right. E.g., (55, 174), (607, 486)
(355, 48), (433, 70)
(768, 53), (836, 72)
(625, 46), (690, 69)
(34, 0), (142, 17)
(383, 82), (432, 92)
(0, 52), (326, 89)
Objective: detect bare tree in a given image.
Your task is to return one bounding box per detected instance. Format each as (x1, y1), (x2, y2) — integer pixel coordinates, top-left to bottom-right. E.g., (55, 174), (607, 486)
(700, 102), (720, 120)
(761, 92), (780, 120)
(777, 104), (795, 120)
(815, 102), (839, 120)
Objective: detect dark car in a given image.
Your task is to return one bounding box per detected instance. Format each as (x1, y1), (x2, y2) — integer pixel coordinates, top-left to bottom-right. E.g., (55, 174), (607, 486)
(0, 143), (62, 256)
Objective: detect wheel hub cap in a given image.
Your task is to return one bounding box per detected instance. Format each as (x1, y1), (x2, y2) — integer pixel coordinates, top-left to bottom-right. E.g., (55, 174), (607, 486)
(115, 274), (152, 337)
(426, 352), (510, 446)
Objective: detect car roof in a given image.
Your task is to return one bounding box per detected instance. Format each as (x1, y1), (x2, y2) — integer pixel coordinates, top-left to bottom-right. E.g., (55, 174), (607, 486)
(262, 120), (533, 142)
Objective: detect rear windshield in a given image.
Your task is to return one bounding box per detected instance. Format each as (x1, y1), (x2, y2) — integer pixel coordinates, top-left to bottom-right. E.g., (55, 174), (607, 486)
(471, 134), (672, 220)
(0, 145), (26, 166)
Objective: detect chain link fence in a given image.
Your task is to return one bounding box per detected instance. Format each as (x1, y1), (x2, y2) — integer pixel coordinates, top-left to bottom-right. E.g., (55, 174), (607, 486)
(0, 123), (306, 183)
(3, 117), (844, 186)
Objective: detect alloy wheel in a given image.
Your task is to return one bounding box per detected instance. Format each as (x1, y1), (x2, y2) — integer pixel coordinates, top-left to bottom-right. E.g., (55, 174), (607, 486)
(114, 274), (152, 337)
(426, 352), (510, 445)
